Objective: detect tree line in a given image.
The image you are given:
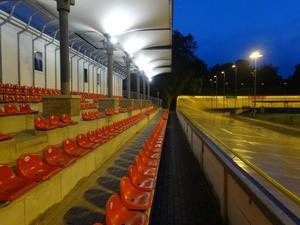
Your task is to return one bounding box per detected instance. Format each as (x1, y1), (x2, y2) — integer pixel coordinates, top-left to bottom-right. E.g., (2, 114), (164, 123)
(151, 31), (300, 108)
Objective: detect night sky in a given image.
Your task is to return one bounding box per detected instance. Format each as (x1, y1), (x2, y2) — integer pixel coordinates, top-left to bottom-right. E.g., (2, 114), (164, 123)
(174, 0), (300, 77)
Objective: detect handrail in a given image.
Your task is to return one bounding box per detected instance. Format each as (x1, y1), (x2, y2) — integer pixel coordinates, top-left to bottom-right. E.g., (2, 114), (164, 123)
(177, 110), (300, 225)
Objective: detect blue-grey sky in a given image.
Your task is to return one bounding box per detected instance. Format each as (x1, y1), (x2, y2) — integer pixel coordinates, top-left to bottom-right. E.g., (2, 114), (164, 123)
(174, 0), (300, 77)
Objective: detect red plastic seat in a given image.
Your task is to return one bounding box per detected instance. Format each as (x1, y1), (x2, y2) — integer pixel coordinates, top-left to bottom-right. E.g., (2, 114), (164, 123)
(4, 104), (26, 115)
(119, 107), (127, 113)
(49, 115), (67, 127)
(87, 130), (103, 144)
(135, 157), (157, 178)
(142, 148), (160, 159)
(34, 117), (57, 131)
(92, 111), (101, 119)
(106, 195), (148, 225)
(82, 112), (92, 121)
(16, 154), (61, 182)
(0, 164), (36, 201)
(43, 146), (76, 168)
(63, 138), (91, 157)
(120, 176), (152, 210)
(138, 152), (159, 168)
(61, 113), (78, 125)
(19, 104), (38, 114)
(0, 133), (14, 141)
(128, 165), (155, 192)
(76, 134), (99, 149)
(95, 128), (109, 142)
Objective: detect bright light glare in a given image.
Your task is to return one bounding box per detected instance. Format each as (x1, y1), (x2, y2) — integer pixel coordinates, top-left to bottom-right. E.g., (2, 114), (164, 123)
(123, 38), (145, 55)
(221, 71), (225, 74)
(232, 65), (236, 68)
(250, 51), (263, 59)
(110, 36), (118, 44)
(103, 11), (132, 36)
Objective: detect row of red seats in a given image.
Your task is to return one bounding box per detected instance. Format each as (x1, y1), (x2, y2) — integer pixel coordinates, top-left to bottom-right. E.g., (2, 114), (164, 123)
(80, 102), (97, 110)
(0, 95), (41, 103)
(119, 107), (127, 113)
(34, 114), (78, 130)
(0, 113), (146, 202)
(82, 111), (102, 121)
(0, 104), (37, 116)
(0, 83), (60, 96)
(94, 112), (169, 225)
(145, 107), (157, 116)
(104, 108), (119, 116)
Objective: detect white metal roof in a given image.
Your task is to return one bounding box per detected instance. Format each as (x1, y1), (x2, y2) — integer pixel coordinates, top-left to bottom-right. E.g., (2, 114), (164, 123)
(36, 0), (172, 78)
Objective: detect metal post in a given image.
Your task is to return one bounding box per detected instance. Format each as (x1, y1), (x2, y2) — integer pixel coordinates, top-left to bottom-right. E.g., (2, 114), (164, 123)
(137, 72), (141, 99)
(223, 72), (226, 109)
(106, 37), (114, 98)
(57, 0), (74, 95)
(143, 75), (146, 100)
(234, 66), (238, 108)
(126, 57), (131, 98)
(254, 58), (257, 116)
(147, 80), (150, 100)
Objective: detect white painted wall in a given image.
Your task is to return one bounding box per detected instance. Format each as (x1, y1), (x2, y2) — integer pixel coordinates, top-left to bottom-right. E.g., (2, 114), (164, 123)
(0, 19), (124, 96)
(1, 23), (18, 84)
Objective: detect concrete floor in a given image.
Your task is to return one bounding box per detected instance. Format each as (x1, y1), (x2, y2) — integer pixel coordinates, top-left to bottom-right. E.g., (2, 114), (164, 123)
(177, 97), (300, 217)
(150, 112), (224, 225)
(31, 114), (161, 225)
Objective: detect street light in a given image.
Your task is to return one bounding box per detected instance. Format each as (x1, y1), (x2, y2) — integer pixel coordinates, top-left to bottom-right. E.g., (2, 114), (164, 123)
(214, 75), (218, 108)
(249, 51), (263, 116)
(232, 65), (238, 108)
(221, 71), (226, 108)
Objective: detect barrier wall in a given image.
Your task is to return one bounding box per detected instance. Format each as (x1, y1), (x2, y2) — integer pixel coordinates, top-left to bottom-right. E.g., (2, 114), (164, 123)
(176, 110), (297, 225)
(188, 95), (300, 109)
(0, 110), (159, 225)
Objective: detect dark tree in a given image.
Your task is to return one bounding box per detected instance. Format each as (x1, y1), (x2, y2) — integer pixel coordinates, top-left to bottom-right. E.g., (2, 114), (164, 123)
(151, 31), (208, 108)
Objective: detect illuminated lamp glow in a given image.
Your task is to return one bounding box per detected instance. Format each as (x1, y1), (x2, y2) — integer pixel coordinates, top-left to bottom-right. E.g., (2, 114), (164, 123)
(103, 11), (132, 36)
(123, 38), (145, 55)
(249, 51), (263, 59)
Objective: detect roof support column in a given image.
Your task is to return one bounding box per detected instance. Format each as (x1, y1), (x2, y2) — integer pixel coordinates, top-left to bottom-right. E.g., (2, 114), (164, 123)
(136, 72), (140, 99)
(126, 57), (131, 99)
(148, 79), (150, 100)
(143, 74), (146, 100)
(106, 40), (114, 98)
(57, 0), (74, 95)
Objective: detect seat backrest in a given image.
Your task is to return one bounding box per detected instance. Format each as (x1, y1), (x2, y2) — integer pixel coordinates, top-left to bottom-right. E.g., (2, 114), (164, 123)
(44, 146), (62, 159)
(49, 115), (60, 124)
(35, 117), (48, 128)
(105, 195), (125, 220)
(77, 134), (87, 145)
(64, 139), (77, 151)
(61, 113), (71, 123)
(0, 164), (16, 183)
(17, 154), (43, 176)
(5, 104), (17, 113)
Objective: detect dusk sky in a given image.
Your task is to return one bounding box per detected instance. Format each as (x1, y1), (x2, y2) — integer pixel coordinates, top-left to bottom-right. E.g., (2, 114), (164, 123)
(174, 0), (300, 77)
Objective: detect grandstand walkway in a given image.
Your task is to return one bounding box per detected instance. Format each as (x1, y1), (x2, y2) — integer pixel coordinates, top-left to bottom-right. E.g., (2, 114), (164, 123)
(33, 113), (161, 225)
(150, 112), (224, 225)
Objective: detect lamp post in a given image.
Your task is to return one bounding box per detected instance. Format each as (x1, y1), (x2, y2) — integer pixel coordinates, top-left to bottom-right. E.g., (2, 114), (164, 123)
(249, 51), (263, 116)
(214, 75), (218, 108)
(209, 78), (213, 109)
(221, 71), (226, 109)
(232, 65), (237, 108)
